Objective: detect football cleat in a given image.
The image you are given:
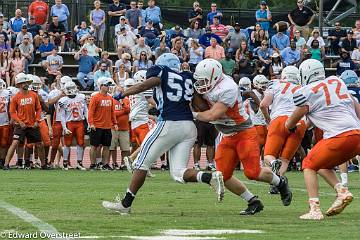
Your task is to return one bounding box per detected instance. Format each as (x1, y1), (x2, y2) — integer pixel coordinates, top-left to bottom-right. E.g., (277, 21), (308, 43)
(271, 159), (282, 175)
(101, 164), (113, 171)
(3, 165), (10, 171)
(269, 184), (280, 194)
(102, 195), (131, 215)
(210, 171), (225, 202)
(193, 163), (201, 171)
(124, 156), (134, 173)
(76, 163), (87, 171)
(326, 188), (353, 216)
(239, 196), (264, 215)
(147, 170), (155, 178)
(207, 163), (216, 171)
(278, 176), (292, 206)
(300, 200), (324, 220)
(89, 164), (97, 171)
(112, 163), (120, 170)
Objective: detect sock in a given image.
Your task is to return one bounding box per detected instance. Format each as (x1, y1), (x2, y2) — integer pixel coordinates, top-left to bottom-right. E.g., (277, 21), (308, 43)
(63, 160), (68, 167)
(63, 147), (70, 161)
(96, 158), (102, 164)
(240, 189), (255, 202)
(121, 189), (136, 208)
(197, 172), (212, 184)
(334, 182), (345, 191)
(77, 160), (82, 165)
(17, 158), (23, 165)
(340, 173), (348, 186)
(76, 145), (84, 161)
(271, 173), (281, 186)
(24, 159), (30, 166)
(270, 160), (276, 166)
(309, 197), (320, 203)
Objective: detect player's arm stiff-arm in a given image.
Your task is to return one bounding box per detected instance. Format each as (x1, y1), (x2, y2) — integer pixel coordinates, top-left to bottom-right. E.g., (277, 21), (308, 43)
(285, 105), (309, 130)
(122, 77), (161, 97)
(193, 102), (228, 122)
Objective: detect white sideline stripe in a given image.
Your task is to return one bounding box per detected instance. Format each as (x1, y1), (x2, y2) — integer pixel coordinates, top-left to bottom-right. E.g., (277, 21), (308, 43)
(0, 199), (69, 240)
(122, 237), (224, 240)
(162, 229), (264, 236)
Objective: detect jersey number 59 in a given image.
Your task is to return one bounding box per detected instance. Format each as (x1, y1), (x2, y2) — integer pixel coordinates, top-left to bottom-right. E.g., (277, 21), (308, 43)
(167, 72), (193, 102)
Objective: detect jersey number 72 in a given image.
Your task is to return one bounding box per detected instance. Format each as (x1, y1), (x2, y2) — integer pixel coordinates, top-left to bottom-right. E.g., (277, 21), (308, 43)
(311, 79), (349, 105)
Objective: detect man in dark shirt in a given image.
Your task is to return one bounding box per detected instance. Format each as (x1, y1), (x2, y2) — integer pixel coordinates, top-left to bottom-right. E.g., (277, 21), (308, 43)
(48, 15), (65, 50)
(139, 20), (160, 51)
(327, 22), (347, 55)
(198, 27), (222, 48)
(27, 16), (42, 48)
(108, 0), (126, 51)
(333, 50), (356, 76)
(188, 1), (203, 27)
(288, 0), (314, 39)
(342, 30), (357, 53)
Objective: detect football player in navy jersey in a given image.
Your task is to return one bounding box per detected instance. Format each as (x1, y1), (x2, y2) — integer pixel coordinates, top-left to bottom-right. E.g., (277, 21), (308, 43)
(102, 53), (225, 214)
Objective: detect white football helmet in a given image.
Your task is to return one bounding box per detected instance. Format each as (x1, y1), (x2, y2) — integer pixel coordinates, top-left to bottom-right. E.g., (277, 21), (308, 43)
(108, 78), (116, 94)
(7, 86), (19, 96)
(124, 78), (135, 90)
(64, 81), (78, 96)
(253, 75), (269, 91)
(97, 77), (112, 90)
(193, 59), (223, 94)
(15, 73), (31, 85)
(60, 76), (73, 90)
(238, 77), (252, 90)
(0, 79), (6, 90)
(28, 75), (43, 92)
(299, 59), (325, 86)
(281, 66), (300, 85)
(133, 70), (147, 84)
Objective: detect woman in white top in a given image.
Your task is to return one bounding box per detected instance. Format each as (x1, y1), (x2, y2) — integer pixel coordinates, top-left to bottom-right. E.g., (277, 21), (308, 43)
(269, 52), (284, 79)
(188, 39), (204, 71)
(116, 63), (129, 88)
(306, 29), (325, 50)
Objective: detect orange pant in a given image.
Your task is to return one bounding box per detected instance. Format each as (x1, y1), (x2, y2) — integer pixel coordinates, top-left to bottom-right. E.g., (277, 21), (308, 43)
(0, 125), (11, 147)
(132, 124), (149, 145)
(303, 130), (360, 171)
(264, 116), (306, 160)
(51, 121), (63, 148)
(313, 127), (324, 144)
(63, 121), (85, 146)
(39, 120), (51, 147)
(215, 127), (261, 181)
(255, 125), (267, 146)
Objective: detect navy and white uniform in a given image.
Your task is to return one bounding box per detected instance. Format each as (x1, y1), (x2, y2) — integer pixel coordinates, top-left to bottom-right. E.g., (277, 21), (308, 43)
(134, 65), (196, 183)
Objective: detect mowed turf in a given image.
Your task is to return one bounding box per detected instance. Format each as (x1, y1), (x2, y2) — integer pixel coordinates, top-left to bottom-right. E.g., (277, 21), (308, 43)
(1, 170), (360, 240)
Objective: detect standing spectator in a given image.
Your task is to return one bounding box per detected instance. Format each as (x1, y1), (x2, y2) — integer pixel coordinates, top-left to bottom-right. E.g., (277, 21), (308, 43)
(133, 51), (153, 72)
(294, 29), (306, 50)
(171, 38), (187, 62)
(269, 52), (284, 79)
(116, 27), (137, 54)
(126, 1), (142, 30)
(88, 78), (118, 170)
(83, 37), (102, 60)
(10, 48), (25, 85)
(19, 35), (34, 74)
(306, 29), (325, 49)
(131, 37), (152, 60)
(108, 0), (127, 51)
(45, 47), (63, 85)
(188, 39), (204, 71)
(351, 42), (360, 64)
(333, 50), (356, 76)
(94, 61), (111, 90)
(185, 20), (204, 40)
(138, 1), (147, 27)
(0, 50), (11, 86)
(224, 22), (246, 53)
(90, 0), (106, 50)
(207, 2), (222, 26)
(220, 49), (236, 75)
(28, 0), (49, 29)
(140, 20), (160, 51)
(256, 1), (272, 34)
(352, 20), (360, 42)
(188, 1), (203, 27)
(16, 25), (33, 46)
(145, 0), (162, 31)
(0, 35), (11, 53)
(205, 37), (225, 61)
(74, 21), (95, 46)
(288, 0), (315, 39)
(154, 41), (170, 58)
(198, 27), (222, 48)
(271, 30), (290, 52)
(50, 0), (70, 32)
(9, 9), (27, 47)
(210, 16), (228, 40)
(48, 16), (65, 50)
(341, 30), (357, 53)
(39, 35), (54, 67)
(308, 39), (324, 62)
(281, 39), (301, 66)
(27, 16), (43, 48)
(327, 22), (347, 55)
(74, 47), (97, 90)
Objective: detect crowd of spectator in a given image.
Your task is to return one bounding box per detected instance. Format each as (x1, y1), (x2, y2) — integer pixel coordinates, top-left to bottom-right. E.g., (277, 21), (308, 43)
(0, 0), (359, 91)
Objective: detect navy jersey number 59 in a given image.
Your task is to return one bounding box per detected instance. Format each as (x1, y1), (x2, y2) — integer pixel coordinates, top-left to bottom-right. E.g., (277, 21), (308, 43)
(167, 72), (193, 102)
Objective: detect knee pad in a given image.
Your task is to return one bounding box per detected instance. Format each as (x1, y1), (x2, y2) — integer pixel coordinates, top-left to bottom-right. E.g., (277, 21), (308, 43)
(170, 168), (187, 184)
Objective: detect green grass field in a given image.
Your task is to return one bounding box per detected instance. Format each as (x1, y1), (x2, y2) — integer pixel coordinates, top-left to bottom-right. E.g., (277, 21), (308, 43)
(0, 170), (359, 240)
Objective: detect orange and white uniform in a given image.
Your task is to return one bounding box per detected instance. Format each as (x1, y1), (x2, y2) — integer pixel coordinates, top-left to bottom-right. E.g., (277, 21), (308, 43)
(48, 88), (64, 148)
(59, 93), (87, 147)
(263, 80), (306, 160)
(0, 89), (11, 147)
(294, 76), (360, 170)
(37, 89), (51, 147)
(203, 75), (260, 181)
(129, 89), (152, 145)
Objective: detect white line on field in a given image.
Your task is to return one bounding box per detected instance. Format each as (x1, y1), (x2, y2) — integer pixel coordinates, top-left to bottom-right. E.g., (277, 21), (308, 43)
(121, 237), (224, 240)
(0, 199), (70, 240)
(162, 229), (264, 236)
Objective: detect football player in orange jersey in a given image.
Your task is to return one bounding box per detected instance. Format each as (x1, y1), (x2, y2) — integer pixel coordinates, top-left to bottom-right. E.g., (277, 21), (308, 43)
(286, 59), (360, 220)
(192, 59), (292, 215)
(0, 79), (11, 169)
